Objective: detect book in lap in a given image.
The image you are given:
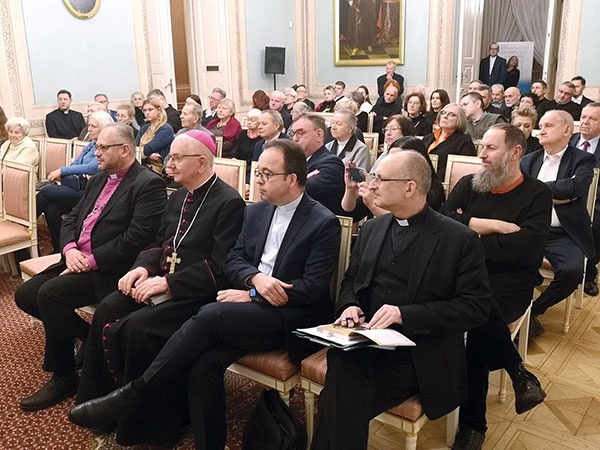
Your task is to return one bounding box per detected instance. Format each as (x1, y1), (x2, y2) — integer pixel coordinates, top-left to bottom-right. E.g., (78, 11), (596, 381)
(293, 324), (416, 350)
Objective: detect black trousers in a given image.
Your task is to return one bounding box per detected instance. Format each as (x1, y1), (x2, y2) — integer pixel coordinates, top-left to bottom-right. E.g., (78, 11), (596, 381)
(311, 347), (419, 450)
(14, 265), (110, 375)
(585, 214), (600, 282)
(533, 228), (584, 316)
(139, 302), (288, 449)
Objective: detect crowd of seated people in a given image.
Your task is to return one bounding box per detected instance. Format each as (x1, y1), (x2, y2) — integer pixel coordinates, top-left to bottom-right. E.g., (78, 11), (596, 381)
(4, 67), (600, 450)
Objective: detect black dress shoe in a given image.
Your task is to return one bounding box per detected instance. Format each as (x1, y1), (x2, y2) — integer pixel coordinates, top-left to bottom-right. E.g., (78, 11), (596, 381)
(584, 281), (599, 297)
(529, 314), (545, 339)
(452, 423), (485, 450)
(512, 364), (546, 414)
(68, 382), (141, 430)
(20, 373), (79, 411)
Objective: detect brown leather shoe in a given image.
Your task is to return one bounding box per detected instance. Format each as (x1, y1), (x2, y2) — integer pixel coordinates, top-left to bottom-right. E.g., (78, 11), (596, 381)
(20, 374), (79, 411)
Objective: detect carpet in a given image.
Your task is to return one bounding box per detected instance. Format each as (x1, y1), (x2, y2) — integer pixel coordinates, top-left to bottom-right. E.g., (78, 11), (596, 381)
(0, 227), (309, 450)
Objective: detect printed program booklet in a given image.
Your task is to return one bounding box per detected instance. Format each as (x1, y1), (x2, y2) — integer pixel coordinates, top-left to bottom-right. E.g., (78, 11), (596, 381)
(293, 324), (416, 350)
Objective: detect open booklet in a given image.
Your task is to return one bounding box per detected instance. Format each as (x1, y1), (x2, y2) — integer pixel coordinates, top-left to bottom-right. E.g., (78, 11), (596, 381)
(293, 324), (416, 351)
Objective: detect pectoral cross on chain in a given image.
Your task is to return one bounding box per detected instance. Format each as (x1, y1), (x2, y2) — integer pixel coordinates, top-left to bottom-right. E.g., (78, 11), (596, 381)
(166, 252), (181, 274)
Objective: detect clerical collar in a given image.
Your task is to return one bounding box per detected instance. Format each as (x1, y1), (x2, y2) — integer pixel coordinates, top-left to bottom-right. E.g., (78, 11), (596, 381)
(395, 206), (427, 227)
(189, 172), (217, 195)
(277, 192), (303, 213)
(108, 164), (133, 180)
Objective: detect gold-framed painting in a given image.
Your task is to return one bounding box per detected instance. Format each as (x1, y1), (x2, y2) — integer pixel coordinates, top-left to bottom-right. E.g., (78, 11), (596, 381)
(63, 0), (101, 20)
(334, 0), (405, 66)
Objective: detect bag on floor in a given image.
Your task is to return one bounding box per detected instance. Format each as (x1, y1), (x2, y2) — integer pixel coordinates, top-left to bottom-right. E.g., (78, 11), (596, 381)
(242, 388), (306, 450)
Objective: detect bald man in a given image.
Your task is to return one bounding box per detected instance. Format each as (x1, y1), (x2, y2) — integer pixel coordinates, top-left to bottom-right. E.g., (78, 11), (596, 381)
(521, 110), (595, 335)
(75, 130), (246, 445)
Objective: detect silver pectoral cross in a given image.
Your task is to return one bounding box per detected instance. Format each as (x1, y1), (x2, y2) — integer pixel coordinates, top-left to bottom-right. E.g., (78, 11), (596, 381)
(166, 252), (181, 274)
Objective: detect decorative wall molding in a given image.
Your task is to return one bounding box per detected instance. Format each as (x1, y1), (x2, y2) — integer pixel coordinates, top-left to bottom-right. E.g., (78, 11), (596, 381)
(1, 0), (24, 117)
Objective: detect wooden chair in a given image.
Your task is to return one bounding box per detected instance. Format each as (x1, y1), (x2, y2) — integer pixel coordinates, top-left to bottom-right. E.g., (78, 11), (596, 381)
(215, 136), (224, 158)
(227, 216), (354, 404)
(0, 161), (39, 274)
(248, 161), (260, 203)
(429, 153), (438, 172)
(301, 348), (458, 450)
(135, 146), (144, 163)
(213, 158), (246, 196)
(71, 139), (88, 160)
(367, 113), (374, 133)
(362, 132), (379, 168)
(473, 139), (483, 155)
(534, 167), (600, 333)
(498, 301), (532, 403)
(40, 138), (72, 180)
(443, 154), (482, 195)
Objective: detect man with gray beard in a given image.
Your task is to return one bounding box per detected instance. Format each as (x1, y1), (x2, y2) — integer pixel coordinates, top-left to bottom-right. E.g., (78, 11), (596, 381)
(441, 123), (552, 450)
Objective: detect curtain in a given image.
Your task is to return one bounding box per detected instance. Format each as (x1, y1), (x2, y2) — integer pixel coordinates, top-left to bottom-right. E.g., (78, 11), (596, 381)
(481, 0), (549, 64)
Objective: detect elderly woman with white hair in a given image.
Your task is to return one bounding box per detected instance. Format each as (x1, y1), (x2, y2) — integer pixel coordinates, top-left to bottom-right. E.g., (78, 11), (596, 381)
(0, 117), (39, 166)
(206, 98), (242, 158)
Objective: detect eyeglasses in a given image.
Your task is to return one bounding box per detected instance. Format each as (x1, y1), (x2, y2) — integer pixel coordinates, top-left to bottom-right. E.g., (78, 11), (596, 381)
(439, 110), (458, 118)
(368, 173), (412, 184)
(382, 125), (401, 133)
(169, 154), (204, 164)
(208, 96), (221, 102)
(289, 128), (317, 138)
(254, 169), (288, 181)
(96, 143), (126, 153)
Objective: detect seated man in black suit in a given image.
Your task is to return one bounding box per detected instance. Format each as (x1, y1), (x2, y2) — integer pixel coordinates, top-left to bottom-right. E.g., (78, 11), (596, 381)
(311, 151), (492, 450)
(442, 124), (551, 449)
(15, 123), (167, 411)
(68, 139), (341, 450)
(571, 76), (594, 107)
(377, 60), (405, 97)
(291, 112), (345, 214)
(570, 102), (600, 295)
(521, 110), (595, 336)
(537, 82), (582, 122)
(74, 130), (246, 447)
(45, 89), (86, 139)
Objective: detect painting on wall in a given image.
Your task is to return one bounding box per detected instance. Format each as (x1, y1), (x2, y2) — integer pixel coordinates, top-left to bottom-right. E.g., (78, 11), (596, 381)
(335, 0), (405, 66)
(63, 0), (101, 19)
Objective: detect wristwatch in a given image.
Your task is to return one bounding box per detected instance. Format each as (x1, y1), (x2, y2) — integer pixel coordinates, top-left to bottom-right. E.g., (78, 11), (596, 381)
(249, 288), (259, 303)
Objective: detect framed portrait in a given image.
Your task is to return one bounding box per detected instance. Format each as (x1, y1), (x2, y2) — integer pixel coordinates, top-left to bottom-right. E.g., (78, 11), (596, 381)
(63, 0), (101, 20)
(334, 0), (405, 66)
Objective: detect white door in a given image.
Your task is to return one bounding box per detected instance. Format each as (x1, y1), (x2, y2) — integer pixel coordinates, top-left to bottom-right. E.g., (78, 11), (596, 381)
(146, 0), (178, 106)
(456, 0), (485, 101)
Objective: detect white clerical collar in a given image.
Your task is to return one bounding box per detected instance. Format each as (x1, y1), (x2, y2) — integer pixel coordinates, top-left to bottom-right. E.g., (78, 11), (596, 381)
(277, 193), (303, 213)
(396, 218), (409, 227)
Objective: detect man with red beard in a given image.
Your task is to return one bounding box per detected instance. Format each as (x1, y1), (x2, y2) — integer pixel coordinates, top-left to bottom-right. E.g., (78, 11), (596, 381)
(441, 123), (551, 449)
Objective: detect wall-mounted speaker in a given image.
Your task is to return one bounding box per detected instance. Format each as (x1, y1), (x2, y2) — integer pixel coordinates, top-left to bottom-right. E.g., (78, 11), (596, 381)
(264, 47), (286, 75)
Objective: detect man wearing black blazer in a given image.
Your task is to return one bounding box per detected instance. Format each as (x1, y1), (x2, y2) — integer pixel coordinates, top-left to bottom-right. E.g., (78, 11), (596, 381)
(291, 113), (345, 215)
(521, 110), (595, 335)
(68, 139), (341, 450)
(570, 102), (600, 295)
(311, 151), (492, 449)
(15, 123), (166, 411)
(478, 43), (507, 87)
(377, 61), (405, 97)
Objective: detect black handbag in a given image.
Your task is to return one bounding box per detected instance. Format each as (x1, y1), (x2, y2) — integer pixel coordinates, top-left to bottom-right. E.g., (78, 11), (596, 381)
(242, 389), (306, 450)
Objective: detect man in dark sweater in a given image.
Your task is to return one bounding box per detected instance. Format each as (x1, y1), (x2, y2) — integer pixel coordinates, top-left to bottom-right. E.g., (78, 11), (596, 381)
(442, 123), (551, 450)
(45, 89), (86, 139)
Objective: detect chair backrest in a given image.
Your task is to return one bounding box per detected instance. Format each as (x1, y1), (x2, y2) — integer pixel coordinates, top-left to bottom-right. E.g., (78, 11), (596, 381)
(71, 139), (88, 160)
(215, 136), (224, 158)
(473, 139), (483, 155)
(248, 160), (260, 203)
(588, 168), (600, 220)
(135, 146), (143, 163)
(213, 157), (246, 196)
(429, 153), (439, 172)
(367, 114), (374, 133)
(41, 138), (72, 180)
(444, 155), (481, 195)
(1, 161), (37, 227)
(363, 132), (379, 167)
(331, 215), (353, 299)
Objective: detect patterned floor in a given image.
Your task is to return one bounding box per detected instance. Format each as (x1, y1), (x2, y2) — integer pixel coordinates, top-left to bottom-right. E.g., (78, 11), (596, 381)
(1, 230), (599, 449)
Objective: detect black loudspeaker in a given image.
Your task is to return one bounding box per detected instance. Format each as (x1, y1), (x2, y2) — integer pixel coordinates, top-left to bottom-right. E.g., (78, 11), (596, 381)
(265, 47), (286, 75)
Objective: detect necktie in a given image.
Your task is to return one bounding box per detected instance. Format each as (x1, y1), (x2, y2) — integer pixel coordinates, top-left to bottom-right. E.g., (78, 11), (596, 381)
(583, 141), (591, 153)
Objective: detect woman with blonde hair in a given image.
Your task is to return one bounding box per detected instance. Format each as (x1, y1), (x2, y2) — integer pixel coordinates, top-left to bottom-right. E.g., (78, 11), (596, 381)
(136, 96), (174, 171)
